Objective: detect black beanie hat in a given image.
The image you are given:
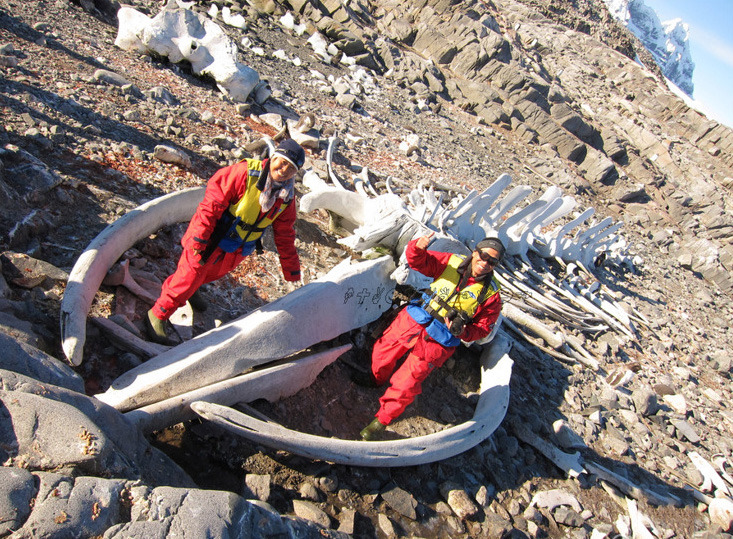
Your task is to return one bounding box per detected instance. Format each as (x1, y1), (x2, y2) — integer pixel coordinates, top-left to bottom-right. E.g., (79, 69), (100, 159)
(476, 237), (506, 260)
(273, 139), (306, 170)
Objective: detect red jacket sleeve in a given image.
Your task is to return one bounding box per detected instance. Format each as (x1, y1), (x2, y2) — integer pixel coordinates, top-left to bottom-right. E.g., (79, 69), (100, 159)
(182, 162), (249, 250)
(405, 239), (453, 278)
(272, 199), (301, 281)
(461, 291), (502, 342)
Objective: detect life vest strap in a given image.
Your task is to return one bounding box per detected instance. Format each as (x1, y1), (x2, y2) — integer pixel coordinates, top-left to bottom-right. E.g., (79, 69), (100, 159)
(234, 222), (268, 234)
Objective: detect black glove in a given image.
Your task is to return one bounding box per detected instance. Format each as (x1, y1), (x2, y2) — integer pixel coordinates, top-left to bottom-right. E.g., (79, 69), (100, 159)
(449, 311), (470, 336)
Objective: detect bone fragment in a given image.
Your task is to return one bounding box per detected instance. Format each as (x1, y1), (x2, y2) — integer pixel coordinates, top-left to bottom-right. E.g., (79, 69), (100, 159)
(104, 259), (159, 303)
(564, 335), (600, 370)
(169, 301), (194, 341)
(626, 498), (659, 539)
(713, 454), (733, 487)
(326, 136), (347, 190)
(558, 280), (635, 338)
(530, 489), (582, 512)
(708, 497), (733, 532)
(585, 461), (680, 506)
(501, 317), (578, 364)
(502, 302), (564, 349)
(495, 268), (589, 325)
(90, 317), (170, 358)
(689, 451), (732, 496)
(125, 344), (351, 432)
(560, 343), (600, 370)
(511, 421), (585, 478)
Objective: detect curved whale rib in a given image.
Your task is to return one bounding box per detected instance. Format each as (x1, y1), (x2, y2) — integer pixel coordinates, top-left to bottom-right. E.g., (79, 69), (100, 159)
(60, 187), (205, 365)
(190, 334), (513, 467)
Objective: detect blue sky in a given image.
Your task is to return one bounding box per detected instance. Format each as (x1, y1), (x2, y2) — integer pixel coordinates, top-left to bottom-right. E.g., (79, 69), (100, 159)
(643, 0), (733, 129)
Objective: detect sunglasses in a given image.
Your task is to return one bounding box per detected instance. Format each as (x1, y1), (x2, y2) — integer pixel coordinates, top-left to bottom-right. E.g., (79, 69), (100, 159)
(476, 250), (500, 266)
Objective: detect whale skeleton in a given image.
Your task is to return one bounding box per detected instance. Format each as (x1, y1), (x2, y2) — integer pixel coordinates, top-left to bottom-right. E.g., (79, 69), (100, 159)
(52, 170), (484, 457)
(60, 183), (510, 465)
(60, 143), (641, 465)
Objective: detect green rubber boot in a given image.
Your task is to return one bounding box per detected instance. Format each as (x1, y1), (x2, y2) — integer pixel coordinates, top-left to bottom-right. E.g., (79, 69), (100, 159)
(360, 418), (386, 441)
(145, 309), (174, 345)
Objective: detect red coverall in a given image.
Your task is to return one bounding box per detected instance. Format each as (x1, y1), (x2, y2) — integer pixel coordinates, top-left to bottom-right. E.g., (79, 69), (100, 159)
(151, 159), (300, 321)
(371, 239), (502, 425)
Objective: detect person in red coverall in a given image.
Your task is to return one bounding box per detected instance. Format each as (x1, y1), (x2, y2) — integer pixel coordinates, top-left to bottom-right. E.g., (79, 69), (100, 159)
(358, 232), (504, 441)
(145, 139), (306, 344)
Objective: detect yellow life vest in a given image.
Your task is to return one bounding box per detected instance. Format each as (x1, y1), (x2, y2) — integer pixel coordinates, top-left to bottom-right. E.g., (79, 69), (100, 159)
(425, 254), (500, 319)
(226, 158), (290, 243)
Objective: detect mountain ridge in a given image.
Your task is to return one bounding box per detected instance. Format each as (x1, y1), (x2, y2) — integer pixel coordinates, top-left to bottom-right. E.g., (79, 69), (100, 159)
(604, 0), (695, 96)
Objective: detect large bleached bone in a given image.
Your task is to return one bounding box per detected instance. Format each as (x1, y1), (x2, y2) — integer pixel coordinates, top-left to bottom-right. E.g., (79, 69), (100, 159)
(116, 5), (259, 102)
(482, 185), (533, 228)
(191, 333), (513, 467)
(96, 256), (396, 412)
(511, 197), (565, 262)
(338, 212), (412, 252)
(439, 173), (512, 242)
(496, 199), (548, 257)
(578, 222), (624, 267)
(60, 187), (205, 365)
(125, 345), (352, 432)
(300, 171), (369, 227)
(562, 217), (620, 265)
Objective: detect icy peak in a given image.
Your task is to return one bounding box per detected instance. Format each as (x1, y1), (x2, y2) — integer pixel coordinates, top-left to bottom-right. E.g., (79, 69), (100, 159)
(604, 0), (695, 96)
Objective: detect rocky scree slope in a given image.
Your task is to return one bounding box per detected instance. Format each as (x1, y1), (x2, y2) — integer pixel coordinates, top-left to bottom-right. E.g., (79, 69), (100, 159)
(1, 0), (733, 537)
